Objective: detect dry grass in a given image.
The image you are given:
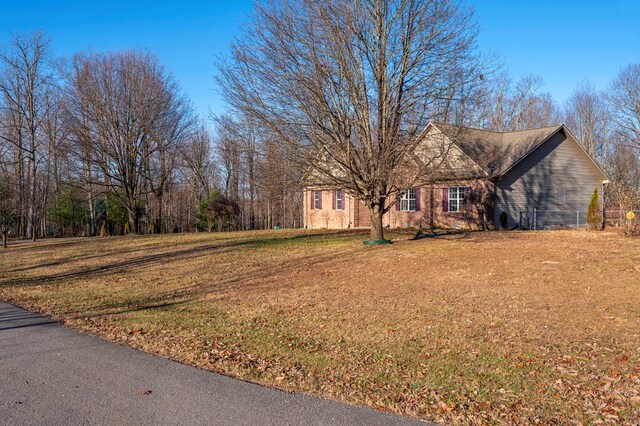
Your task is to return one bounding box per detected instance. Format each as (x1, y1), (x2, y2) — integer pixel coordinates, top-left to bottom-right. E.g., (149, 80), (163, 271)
(1, 229), (639, 424)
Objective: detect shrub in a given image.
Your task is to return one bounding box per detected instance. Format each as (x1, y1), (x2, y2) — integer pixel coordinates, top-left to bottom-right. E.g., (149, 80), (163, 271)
(99, 222), (108, 237)
(587, 187), (601, 230)
(197, 191), (240, 232)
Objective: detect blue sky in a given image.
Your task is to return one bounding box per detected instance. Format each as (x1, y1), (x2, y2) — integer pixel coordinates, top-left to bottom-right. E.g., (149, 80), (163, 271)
(1, 1), (638, 120)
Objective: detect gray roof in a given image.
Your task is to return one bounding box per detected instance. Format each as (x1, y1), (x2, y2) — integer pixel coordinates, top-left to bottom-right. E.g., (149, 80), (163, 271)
(432, 123), (563, 177)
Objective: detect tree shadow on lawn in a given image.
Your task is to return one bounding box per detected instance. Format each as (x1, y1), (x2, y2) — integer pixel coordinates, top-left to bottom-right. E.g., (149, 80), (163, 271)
(174, 245), (371, 302)
(4, 236), (112, 253)
(407, 228), (539, 244)
(3, 234), (256, 272)
(0, 231), (363, 288)
(2, 296), (195, 326)
(65, 298), (196, 321)
(5, 242), (215, 274)
(409, 229), (471, 240)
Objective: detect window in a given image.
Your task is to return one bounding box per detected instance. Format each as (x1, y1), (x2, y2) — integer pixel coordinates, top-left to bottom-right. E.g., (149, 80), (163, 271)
(313, 190), (321, 209)
(400, 188), (417, 211)
(556, 188), (565, 204)
(448, 186), (467, 213)
(335, 190), (344, 210)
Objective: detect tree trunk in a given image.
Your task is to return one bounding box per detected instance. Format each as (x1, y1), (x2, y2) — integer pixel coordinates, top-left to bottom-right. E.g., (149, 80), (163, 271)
(2, 230), (7, 248)
(26, 151), (37, 242)
(157, 191), (164, 234)
(88, 197), (95, 236)
(127, 208), (136, 235)
(368, 203), (385, 241)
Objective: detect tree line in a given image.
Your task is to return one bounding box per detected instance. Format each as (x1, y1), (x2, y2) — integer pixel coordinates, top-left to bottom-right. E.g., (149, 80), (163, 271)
(0, 32), (304, 246)
(1, 1), (639, 244)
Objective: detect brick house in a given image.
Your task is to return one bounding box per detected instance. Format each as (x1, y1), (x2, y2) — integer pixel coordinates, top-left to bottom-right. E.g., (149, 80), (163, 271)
(303, 122), (608, 230)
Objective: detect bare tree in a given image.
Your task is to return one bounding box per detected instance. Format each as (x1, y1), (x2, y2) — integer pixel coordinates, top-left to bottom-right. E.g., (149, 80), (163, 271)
(144, 85), (195, 233)
(255, 135), (305, 229)
(564, 80), (610, 163)
(181, 125), (216, 199)
(605, 142), (640, 212)
(487, 73), (561, 131)
(214, 115), (241, 205)
(218, 0), (487, 240)
(41, 87), (70, 236)
(65, 50), (193, 233)
(213, 114), (260, 230)
(608, 63), (640, 150)
(605, 64), (640, 221)
(0, 32), (55, 241)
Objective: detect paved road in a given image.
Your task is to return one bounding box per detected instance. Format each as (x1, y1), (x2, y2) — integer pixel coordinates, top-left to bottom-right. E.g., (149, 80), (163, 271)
(0, 302), (430, 425)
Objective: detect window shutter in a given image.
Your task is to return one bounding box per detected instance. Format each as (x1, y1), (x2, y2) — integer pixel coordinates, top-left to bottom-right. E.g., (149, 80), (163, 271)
(318, 191), (322, 209)
(395, 195), (401, 211)
(310, 191), (314, 209)
(415, 188), (421, 211)
(465, 187), (471, 210)
(332, 190), (336, 210)
(442, 188), (448, 213)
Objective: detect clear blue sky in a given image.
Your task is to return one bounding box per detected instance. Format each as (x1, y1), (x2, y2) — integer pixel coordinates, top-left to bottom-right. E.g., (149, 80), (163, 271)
(1, 1), (638, 120)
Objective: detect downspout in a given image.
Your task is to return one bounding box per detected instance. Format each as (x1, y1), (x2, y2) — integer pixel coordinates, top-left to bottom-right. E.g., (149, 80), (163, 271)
(602, 180), (610, 230)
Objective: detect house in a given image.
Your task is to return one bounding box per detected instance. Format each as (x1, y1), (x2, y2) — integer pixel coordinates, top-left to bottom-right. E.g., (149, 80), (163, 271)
(303, 122), (608, 230)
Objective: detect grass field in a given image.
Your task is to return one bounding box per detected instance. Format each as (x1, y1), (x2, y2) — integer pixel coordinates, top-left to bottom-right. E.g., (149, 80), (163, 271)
(1, 229), (639, 424)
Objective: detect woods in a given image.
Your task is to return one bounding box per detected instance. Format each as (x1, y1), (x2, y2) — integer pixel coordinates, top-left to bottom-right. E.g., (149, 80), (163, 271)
(1, 1), (639, 243)
(0, 35), (304, 240)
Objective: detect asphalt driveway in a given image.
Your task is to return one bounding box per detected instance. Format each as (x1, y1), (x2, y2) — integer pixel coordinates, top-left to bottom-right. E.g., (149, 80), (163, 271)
(0, 302), (430, 425)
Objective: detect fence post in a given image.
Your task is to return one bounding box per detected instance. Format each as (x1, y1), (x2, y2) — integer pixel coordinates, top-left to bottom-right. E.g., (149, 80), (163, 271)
(533, 208), (537, 231)
(576, 211), (579, 228)
(519, 211), (522, 230)
(602, 208), (606, 230)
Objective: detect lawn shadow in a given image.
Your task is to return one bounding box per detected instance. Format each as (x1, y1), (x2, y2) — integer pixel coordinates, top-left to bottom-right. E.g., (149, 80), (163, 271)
(0, 320), (58, 331)
(409, 229), (472, 240)
(176, 245), (371, 302)
(67, 298), (196, 321)
(0, 231), (362, 288)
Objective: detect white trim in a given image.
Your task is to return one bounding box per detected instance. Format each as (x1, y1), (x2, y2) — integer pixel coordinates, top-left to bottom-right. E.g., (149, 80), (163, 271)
(335, 190), (344, 210)
(448, 186), (468, 213)
(400, 188), (417, 211)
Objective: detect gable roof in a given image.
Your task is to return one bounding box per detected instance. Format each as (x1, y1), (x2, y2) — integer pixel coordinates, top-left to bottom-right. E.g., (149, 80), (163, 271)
(430, 122), (566, 177)
(302, 122), (607, 187)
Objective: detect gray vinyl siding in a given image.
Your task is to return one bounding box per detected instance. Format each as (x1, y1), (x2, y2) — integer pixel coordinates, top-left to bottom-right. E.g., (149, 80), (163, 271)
(494, 130), (606, 229)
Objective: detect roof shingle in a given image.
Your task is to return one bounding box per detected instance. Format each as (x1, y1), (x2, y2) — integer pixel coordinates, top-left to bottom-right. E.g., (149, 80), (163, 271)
(432, 123), (562, 177)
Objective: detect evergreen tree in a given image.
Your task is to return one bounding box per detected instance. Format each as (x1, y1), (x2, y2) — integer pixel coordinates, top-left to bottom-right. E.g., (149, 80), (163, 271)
(587, 187), (601, 230)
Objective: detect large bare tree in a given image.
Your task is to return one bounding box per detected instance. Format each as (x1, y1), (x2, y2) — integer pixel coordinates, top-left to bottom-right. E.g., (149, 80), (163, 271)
(181, 125), (216, 202)
(604, 64), (640, 216)
(608, 63), (640, 150)
(564, 80), (610, 164)
(218, 0), (487, 240)
(0, 32), (55, 241)
(65, 50), (194, 233)
(213, 114), (260, 229)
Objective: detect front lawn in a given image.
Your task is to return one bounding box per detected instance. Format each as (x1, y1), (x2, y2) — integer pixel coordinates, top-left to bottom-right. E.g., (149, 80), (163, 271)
(1, 229), (639, 424)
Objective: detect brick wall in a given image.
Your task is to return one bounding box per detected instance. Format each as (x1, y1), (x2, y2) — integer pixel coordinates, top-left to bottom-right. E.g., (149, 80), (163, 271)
(304, 181), (492, 230)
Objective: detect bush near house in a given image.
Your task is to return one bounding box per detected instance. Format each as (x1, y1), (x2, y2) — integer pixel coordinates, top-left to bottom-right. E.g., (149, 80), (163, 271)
(587, 187), (601, 230)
